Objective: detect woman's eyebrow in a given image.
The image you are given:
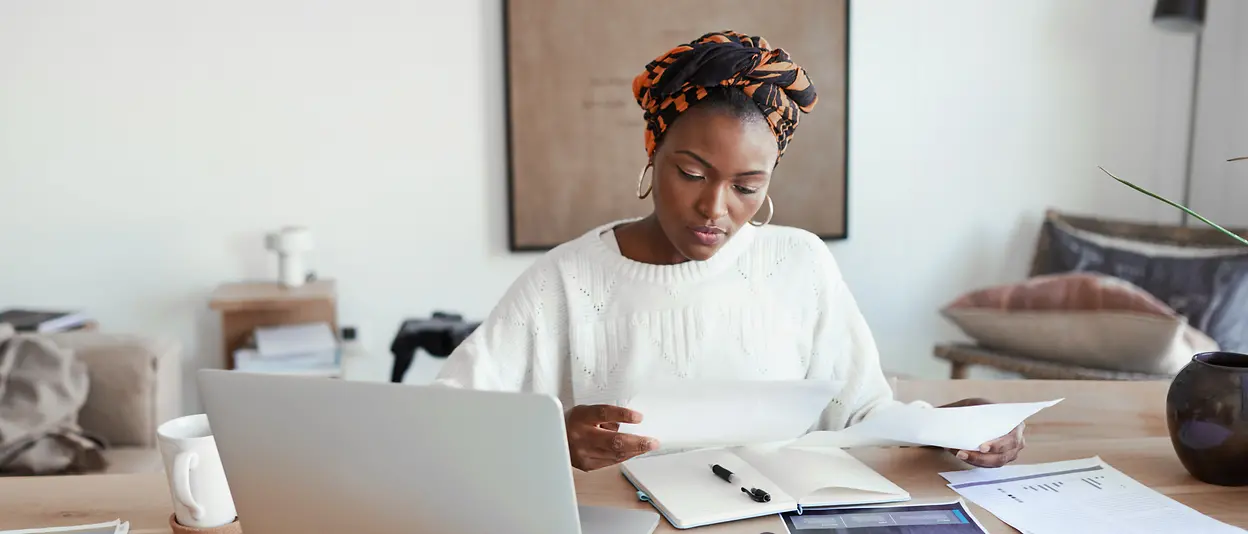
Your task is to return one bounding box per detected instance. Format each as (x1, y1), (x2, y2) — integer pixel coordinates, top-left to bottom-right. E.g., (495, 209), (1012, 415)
(675, 150), (712, 169)
(675, 149), (768, 177)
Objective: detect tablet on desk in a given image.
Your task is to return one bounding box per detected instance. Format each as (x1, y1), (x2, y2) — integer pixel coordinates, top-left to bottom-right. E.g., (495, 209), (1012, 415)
(779, 500), (989, 534)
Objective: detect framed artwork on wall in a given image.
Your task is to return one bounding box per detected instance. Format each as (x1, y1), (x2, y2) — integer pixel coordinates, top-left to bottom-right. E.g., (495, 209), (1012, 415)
(503, 0), (849, 251)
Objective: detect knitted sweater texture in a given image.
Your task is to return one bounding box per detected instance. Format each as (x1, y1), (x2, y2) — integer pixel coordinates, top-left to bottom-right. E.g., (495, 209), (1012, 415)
(435, 220), (920, 434)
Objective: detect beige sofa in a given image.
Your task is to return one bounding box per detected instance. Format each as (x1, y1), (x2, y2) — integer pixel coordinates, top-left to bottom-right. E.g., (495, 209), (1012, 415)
(45, 330), (182, 474)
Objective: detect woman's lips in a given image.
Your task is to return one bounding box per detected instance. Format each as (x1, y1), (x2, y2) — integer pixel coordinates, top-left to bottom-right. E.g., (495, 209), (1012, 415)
(690, 225), (725, 246)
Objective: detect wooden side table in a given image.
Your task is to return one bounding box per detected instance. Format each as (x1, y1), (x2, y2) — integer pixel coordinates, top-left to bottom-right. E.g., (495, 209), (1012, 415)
(208, 280), (338, 369)
(933, 342), (1173, 381)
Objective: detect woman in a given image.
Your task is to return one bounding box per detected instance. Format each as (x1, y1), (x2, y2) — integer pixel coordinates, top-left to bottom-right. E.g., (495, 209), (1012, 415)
(436, 31), (1024, 472)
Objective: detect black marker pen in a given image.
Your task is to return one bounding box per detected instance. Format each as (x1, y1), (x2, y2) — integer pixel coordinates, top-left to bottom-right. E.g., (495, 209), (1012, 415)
(710, 464), (771, 503)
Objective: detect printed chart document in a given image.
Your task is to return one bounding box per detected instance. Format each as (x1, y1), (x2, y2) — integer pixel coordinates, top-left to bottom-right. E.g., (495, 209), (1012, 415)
(618, 380), (844, 449)
(940, 457), (1243, 534)
(779, 499), (990, 534)
(1, 520), (129, 534)
(789, 399), (1061, 450)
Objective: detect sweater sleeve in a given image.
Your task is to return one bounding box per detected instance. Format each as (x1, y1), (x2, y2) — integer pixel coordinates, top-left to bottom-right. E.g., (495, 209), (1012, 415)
(433, 260), (569, 399)
(803, 237), (930, 431)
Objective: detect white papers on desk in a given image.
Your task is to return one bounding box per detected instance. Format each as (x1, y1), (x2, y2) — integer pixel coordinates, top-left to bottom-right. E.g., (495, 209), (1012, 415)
(789, 399), (1061, 451)
(617, 380), (844, 449)
(941, 457), (1244, 534)
(1, 520), (129, 534)
(238, 322), (341, 376)
(254, 322), (337, 357)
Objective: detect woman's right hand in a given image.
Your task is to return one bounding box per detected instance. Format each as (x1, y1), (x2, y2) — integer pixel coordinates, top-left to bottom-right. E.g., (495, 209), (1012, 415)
(565, 404), (660, 471)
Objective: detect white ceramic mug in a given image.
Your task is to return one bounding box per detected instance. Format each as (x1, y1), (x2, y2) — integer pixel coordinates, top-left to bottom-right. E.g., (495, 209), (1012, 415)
(157, 414), (237, 528)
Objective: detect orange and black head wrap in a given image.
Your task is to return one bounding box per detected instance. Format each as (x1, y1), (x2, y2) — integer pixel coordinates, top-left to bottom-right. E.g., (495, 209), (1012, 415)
(632, 30), (819, 159)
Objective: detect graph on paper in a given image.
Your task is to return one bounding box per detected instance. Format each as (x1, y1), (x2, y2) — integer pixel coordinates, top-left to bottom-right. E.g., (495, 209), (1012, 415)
(939, 457), (1243, 534)
(994, 472), (1119, 504)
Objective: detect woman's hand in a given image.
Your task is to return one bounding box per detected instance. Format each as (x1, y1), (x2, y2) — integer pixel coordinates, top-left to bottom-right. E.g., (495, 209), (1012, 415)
(564, 404), (660, 471)
(940, 398), (1026, 468)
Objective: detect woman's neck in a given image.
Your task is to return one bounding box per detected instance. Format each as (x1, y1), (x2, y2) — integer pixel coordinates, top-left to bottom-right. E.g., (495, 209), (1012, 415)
(613, 214), (688, 266)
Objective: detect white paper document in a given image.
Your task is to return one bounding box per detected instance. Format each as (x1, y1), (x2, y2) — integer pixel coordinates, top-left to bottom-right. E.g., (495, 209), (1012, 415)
(254, 322), (338, 357)
(0, 520), (129, 534)
(790, 399), (1061, 451)
(617, 380), (844, 449)
(941, 457), (1244, 534)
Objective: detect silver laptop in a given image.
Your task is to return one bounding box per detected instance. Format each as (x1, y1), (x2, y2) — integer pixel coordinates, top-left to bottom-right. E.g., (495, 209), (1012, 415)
(197, 370), (659, 534)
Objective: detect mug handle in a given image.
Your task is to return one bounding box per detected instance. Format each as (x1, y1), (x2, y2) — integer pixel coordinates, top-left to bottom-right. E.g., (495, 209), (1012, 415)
(173, 451), (204, 520)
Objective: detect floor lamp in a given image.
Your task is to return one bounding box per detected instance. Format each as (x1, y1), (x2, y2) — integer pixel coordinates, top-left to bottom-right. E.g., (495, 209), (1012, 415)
(1153, 0), (1207, 226)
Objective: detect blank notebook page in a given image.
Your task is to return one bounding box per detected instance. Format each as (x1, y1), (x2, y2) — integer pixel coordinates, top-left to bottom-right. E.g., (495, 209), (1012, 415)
(622, 448), (796, 528)
(731, 446), (908, 506)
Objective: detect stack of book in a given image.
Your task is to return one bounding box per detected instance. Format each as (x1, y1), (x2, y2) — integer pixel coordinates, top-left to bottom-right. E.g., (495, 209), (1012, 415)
(0, 308), (92, 333)
(233, 322), (341, 378)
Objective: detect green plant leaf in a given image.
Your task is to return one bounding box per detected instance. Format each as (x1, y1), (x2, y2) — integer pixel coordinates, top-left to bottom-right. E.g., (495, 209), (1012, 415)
(1098, 166), (1248, 248)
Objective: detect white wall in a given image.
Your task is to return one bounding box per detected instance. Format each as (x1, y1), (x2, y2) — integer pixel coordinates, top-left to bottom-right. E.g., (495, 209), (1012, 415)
(0, 0), (529, 411)
(840, 0), (1197, 379)
(0, 0), (1195, 412)
(1190, 0), (1248, 227)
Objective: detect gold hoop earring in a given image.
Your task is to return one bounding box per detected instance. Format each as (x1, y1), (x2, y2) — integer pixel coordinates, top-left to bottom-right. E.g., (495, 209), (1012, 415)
(636, 163), (654, 199)
(749, 195), (774, 227)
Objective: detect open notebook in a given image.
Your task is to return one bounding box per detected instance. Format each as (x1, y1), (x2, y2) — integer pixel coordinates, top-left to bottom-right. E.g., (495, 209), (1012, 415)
(620, 445), (909, 529)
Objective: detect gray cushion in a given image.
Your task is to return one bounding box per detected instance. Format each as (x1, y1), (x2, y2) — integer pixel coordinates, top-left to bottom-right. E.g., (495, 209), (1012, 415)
(45, 332), (181, 448)
(100, 447), (164, 474)
(1033, 218), (1248, 353)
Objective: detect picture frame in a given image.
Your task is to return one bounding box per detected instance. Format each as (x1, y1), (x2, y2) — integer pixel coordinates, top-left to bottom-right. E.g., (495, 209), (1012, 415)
(503, 0), (850, 251)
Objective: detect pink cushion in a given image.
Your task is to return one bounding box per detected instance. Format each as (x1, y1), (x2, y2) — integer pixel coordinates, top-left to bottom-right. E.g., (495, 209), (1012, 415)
(941, 273), (1218, 375)
(946, 273), (1176, 316)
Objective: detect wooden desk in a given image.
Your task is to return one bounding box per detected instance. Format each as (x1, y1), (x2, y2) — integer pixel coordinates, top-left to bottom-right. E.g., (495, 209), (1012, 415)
(896, 378), (1172, 442)
(2, 380), (1243, 533)
(208, 280), (338, 369)
(576, 437), (1248, 533)
(2, 438), (1243, 533)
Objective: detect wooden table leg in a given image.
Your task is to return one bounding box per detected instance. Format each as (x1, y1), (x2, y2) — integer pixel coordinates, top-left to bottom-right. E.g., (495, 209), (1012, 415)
(950, 361), (969, 379)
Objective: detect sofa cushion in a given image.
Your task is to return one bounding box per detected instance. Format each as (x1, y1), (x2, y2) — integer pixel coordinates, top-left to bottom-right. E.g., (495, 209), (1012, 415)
(100, 447), (164, 474)
(942, 273), (1219, 375)
(1032, 217), (1248, 353)
(45, 332), (181, 448)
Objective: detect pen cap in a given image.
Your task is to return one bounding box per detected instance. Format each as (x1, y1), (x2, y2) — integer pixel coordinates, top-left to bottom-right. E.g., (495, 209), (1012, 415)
(742, 487), (771, 503)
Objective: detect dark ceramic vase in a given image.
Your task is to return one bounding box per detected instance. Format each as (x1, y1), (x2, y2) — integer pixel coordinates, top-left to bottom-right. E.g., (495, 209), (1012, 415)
(1166, 351), (1248, 486)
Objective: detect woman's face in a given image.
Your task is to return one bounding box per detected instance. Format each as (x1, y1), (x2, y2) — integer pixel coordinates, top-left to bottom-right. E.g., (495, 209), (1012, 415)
(650, 106), (778, 262)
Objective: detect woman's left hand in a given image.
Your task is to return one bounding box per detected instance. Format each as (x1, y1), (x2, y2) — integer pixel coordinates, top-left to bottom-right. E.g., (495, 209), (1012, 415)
(940, 398), (1026, 468)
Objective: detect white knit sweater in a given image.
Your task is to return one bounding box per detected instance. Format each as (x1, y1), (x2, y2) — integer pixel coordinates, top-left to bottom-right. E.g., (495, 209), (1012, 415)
(434, 219), (921, 433)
